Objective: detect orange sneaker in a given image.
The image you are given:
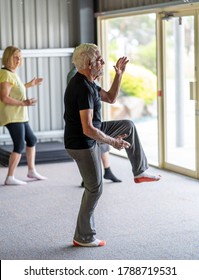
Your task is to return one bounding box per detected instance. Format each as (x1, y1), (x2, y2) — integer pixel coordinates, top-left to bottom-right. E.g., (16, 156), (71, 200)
(134, 173), (161, 183)
(73, 239), (106, 247)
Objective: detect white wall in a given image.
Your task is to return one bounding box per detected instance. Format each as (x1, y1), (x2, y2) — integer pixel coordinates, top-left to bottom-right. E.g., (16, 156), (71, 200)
(0, 0), (94, 142)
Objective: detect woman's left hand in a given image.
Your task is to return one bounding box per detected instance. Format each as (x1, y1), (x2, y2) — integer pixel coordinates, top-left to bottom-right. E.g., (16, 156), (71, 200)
(25, 77), (43, 88)
(30, 77), (43, 86)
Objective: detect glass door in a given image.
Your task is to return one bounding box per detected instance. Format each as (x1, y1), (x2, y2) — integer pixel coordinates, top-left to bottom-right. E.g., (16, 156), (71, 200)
(163, 12), (198, 176)
(99, 13), (159, 165)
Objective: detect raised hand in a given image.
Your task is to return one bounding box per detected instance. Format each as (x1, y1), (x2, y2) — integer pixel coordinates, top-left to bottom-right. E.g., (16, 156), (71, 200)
(25, 77), (43, 88)
(30, 77), (43, 86)
(113, 57), (129, 75)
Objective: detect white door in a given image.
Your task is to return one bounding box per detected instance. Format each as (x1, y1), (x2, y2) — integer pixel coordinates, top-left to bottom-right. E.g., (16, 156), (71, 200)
(162, 11), (199, 177)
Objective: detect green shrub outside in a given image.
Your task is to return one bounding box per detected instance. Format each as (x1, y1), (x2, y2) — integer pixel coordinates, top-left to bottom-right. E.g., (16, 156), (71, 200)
(109, 63), (157, 105)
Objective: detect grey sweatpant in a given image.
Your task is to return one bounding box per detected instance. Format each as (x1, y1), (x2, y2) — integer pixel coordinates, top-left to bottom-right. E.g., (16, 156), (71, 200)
(66, 119), (148, 243)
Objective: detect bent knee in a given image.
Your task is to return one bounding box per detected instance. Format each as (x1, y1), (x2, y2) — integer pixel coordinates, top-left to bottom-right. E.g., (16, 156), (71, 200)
(13, 141), (25, 154)
(27, 135), (37, 147)
(121, 119), (135, 132)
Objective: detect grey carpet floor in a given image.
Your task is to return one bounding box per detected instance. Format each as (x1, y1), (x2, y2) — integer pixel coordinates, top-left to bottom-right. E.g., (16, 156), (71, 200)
(0, 155), (199, 260)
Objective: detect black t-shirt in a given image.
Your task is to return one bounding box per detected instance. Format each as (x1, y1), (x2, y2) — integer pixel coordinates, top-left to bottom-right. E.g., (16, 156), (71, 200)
(64, 72), (101, 149)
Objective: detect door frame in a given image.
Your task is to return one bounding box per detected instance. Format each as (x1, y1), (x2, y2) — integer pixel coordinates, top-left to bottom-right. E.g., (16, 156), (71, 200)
(97, 3), (199, 179)
(157, 8), (199, 178)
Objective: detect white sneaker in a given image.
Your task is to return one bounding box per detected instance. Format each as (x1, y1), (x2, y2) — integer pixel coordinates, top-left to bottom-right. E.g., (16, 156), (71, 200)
(27, 170), (47, 180)
(5, 176), (27, 186)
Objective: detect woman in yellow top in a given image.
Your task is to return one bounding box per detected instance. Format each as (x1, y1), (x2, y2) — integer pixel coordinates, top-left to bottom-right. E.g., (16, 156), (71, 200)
(0, 46), (47, 185)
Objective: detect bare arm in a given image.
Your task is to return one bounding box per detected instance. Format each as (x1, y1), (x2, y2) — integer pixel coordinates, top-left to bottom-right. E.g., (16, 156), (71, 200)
(100, 56), (129, 104)
(80, 108), (130, 150)
(0, 82), (37, 106)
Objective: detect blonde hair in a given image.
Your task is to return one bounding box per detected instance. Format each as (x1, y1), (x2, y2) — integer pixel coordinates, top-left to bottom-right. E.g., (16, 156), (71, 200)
(2, 46), (22, 68)
(72, 43), (99, 70)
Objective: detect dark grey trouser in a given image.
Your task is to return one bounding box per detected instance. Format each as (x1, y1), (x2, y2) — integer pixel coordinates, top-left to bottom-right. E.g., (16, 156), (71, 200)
(101, 119), (148, 176)
(67, 144), (102, 243)
(67, 119), (148, 243)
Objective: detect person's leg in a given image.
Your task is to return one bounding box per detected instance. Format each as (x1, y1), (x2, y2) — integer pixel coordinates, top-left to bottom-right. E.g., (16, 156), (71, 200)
(4, 123), (27, 185)
(101, 150), (122, 182)
(81, 143), (121, 185)
(26, 145), (36, 171)
(100, 151), (110, 168)
(6, 153), (21, 177)
(101, 120), (160, 183)
(67, 144), (105, 246)
(26, 146), (46, 179)
(24, 123), (47, 180)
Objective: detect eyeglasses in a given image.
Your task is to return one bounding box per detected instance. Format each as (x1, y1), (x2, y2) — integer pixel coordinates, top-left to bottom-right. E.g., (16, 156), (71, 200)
(96, 56), (104, 64)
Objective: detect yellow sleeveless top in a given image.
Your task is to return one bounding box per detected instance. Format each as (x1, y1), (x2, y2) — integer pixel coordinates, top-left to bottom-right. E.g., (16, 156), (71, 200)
(0, 69), (28, 126)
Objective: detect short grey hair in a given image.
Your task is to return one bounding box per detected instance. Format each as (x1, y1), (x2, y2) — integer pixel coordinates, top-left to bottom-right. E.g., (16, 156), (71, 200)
(72, 43), (99, 70)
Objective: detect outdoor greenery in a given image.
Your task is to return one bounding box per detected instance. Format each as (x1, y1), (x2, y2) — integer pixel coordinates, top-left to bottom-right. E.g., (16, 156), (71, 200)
(110, 64), (157, 104)
(107, 14), (157, 104)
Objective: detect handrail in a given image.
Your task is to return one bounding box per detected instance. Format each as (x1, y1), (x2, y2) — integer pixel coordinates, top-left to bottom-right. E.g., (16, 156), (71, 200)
(0, 48), (74, 58)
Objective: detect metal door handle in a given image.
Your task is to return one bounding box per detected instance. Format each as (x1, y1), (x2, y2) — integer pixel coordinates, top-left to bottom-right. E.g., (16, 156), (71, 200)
(190, 81), (197, 100)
